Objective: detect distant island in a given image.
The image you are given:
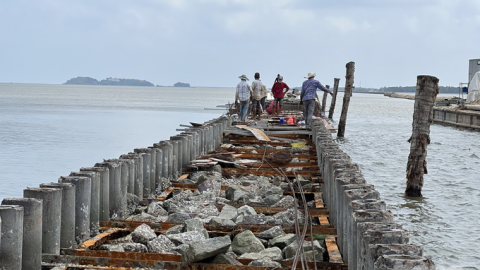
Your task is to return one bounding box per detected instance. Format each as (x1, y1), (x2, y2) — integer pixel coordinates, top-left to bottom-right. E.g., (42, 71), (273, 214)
(64, 77), (154, 86)
(173, 82), (190, 87)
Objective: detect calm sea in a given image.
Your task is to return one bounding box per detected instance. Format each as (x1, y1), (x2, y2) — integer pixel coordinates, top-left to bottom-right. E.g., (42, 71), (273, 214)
(1, 83), (478, 269)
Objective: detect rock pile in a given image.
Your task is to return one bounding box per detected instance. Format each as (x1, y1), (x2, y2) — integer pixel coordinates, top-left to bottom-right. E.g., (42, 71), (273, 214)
(98, 170), (325, 266)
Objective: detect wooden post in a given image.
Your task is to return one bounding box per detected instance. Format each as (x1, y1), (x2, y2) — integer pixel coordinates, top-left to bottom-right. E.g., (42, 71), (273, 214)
(328, 78), (340, 119)
(405, 75), (439, 197)
(321, 85), (330, 116)
(337, 62), (355, 137)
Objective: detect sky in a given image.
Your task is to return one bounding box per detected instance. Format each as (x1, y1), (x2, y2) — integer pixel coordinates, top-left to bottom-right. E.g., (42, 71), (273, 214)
(0, 0), (479, 88)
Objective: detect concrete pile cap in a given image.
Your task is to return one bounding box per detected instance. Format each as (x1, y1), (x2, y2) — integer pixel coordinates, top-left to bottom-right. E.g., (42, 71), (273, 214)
(80, 166), (107, 172)
(134, 148), (152, 153)
(119, 153), (137, 159)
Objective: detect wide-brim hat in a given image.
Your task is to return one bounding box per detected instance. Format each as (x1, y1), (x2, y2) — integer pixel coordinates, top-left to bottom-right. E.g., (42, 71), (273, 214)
(304, 72), (316, 79)
(239, 74), (249, 81)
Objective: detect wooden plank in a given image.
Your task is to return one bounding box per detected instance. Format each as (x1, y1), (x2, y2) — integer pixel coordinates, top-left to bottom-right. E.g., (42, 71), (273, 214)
(319, 216), (330, 225)
(221, 168), (319, 178)
(156, 187), (174, 201)
(235, 125), (271, 141)
(314, 192), (324, 208)
(326, 236), (344, 263)
(175, 174), (189, 182)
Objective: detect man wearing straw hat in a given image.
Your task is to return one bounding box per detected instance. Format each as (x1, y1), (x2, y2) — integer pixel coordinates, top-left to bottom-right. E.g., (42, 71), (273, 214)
(301, 72), (332, 128)
(235, 74), (252, 122)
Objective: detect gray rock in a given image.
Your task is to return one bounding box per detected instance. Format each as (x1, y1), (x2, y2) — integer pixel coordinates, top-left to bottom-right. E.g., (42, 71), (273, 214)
(239, 214), (266, 224)
(189, 192), (217, 204)
(225, 185), (252, 201)
(197, 178), (221, 196)
(206, 164), (222, 174)
(258, 177), (272, 187)
(127, 193), (140, 216)
(173, 243), (189, 256)
(98, 244), (124, 252)
(184, 218), (204, 232)
(131, 223), (157, 245)
(184, 236), (232, 263)
(284, 240), (324, 260)
(248, 258), (282, 268)
(272, 196), (296, 209)
(172, 244), (189, 256)
(167, 213), (192, 223)
(196, 204), (220, 220)
(107, 234), (133, 245)
(209, 217), (237, 227)
(121, 242), (148, 253)
(216, 197), (230, 204)
(237, 205), (257, 216)
(265, 216), (276, 225)
(165, 224), (185, 235)
(129, 212), (164, 223)
(212, 252), (243, 265)
(133, 206), (148, 215)
(259, 185), (283, 197)
(303, 249), (324, 262)
(264, 194), (283, 205)
(269, 234), (297, 249)
(273, 208), (305, 226)
(218, 205), (238, 221)
(231, 230), (265, 255)
(147, 201), (168, 217)
(167, 230), (205, 245)
(172, 190), (193, 201)
(258, 226), (286, 240)
(259, 238), (269, 247)
(147, 234), (176, 253)
(235, 214), (244, 223)
(239, 247), (283, 261)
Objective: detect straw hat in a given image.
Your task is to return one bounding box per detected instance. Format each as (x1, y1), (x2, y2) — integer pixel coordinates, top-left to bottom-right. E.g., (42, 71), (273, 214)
(238, 74), (249, 81)
(304, 72), (316, 79)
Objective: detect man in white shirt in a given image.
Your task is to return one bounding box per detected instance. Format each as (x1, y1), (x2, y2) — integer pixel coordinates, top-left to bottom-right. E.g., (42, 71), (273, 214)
(250, 72), (263, 120)
(235, 74), (252, 122)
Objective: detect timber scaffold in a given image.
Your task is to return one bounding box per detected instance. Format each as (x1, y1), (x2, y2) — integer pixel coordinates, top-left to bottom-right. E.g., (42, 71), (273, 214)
(1, 100), (434, 270)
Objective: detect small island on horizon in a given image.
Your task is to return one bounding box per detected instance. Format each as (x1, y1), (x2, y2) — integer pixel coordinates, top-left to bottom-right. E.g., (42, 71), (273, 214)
(64, 76), (154, 86)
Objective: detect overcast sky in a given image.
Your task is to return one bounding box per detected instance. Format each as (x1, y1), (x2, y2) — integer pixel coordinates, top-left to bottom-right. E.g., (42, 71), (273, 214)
(1, 0), (479, 88)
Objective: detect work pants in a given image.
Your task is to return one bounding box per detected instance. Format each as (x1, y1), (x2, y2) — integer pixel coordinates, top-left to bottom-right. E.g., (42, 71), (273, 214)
(239, 100), (249, 122)
(304, 99), (315, 127)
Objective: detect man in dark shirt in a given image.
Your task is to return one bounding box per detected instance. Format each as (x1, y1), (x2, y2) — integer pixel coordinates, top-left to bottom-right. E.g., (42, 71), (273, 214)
(271, 76), (290, 116)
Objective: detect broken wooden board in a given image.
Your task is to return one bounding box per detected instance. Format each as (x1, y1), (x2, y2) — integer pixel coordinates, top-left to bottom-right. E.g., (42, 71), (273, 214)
(235, 125), (271, 142)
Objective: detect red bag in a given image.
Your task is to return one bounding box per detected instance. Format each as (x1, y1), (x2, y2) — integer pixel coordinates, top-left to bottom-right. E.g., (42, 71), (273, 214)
(266, 102), (279, 115)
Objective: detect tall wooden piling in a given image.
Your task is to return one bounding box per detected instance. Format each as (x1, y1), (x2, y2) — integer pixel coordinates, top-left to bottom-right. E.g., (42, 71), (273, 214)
(337, 62), (355, 137)
(328, 78), (341, 119)
(406, 75), (439, 197)
(321, 86), (329, 116)
(2, 198), (42, 270)
(0, 205), (24, 270)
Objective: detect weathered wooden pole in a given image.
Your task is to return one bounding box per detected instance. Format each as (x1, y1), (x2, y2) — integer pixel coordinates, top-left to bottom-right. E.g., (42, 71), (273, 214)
(405, 75), (439, 197)
(328, 78), (340, 119)
(321, 85), (330, 116)
(337, 62), (355, 137)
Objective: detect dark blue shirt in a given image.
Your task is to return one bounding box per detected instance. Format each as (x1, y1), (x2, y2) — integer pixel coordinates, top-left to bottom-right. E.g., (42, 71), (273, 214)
(301, 78), (331, 101)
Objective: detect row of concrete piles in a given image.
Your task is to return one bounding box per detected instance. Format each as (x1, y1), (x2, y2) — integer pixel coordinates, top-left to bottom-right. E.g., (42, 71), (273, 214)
(311, 118), (436, 270)
(0, 117), (230, 270)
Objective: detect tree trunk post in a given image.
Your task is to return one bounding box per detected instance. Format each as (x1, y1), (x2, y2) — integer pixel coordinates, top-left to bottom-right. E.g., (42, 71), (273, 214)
(328, 78), (340, 119)
(321, 85), (329, 116)
(337, 62), (355, 137)
(405, 75), (439, 197)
